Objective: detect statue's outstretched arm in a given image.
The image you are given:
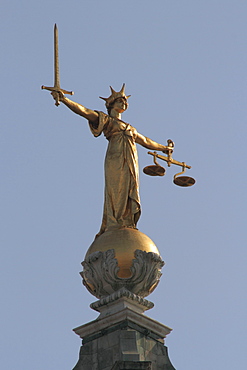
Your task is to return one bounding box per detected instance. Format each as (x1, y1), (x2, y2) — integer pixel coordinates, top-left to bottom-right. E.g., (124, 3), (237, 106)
(51, 91), (99, 123)
(135, 132), (170, 153)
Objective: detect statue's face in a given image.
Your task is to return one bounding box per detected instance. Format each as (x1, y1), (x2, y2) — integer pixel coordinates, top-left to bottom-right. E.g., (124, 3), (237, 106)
(112, 97), (128, 113)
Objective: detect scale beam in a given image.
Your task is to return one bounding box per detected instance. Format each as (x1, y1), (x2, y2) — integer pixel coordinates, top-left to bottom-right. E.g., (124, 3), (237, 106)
(144, 150), (195, 187)
(148, 151), (191, 169)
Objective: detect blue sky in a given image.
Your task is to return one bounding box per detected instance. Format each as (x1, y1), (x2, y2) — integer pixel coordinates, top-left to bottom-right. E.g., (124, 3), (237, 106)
(1, 1), (246, 369)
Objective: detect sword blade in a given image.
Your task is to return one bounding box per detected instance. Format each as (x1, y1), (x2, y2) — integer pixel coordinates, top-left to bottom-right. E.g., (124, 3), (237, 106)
(54, 24), (60, 89)
(42, 24), (74, 106)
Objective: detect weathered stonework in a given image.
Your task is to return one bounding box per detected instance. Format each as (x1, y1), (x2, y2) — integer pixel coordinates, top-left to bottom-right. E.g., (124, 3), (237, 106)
(73, 299), (175, 370)
(73, 319), (175, 370)
(90, 287), (154, 315)
(111, 362), (152, 370)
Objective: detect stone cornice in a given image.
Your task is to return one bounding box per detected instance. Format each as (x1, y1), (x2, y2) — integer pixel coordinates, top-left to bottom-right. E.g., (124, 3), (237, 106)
(73, 305), (172, 341)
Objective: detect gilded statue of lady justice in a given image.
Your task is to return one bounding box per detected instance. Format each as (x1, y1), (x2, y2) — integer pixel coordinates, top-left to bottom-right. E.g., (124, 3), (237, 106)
(51, 84), (171, 237)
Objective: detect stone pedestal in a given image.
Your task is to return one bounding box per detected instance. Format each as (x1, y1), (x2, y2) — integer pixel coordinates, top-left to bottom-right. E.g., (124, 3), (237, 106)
(72, 295), (175, 370)
(73, 232), (175, 369)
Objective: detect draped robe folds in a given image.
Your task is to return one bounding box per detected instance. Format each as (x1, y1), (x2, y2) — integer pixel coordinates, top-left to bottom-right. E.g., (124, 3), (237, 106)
(89, 111), (141, 236)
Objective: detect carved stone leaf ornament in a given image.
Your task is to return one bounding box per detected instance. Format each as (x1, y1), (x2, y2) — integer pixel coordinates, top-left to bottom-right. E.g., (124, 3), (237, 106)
(130, 250), (165, 296)
(81, 249), (165, 299)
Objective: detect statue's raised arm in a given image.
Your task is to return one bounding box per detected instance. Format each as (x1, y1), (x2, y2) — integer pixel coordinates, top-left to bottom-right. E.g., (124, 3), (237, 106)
(51, 90), (99, 123)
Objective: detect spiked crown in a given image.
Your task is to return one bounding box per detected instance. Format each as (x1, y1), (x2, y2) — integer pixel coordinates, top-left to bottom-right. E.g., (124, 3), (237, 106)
(100, 83), (131, 108)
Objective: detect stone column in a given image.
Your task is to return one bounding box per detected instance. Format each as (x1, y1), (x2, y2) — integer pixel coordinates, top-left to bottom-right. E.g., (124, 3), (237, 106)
(72, 294), (175, 370)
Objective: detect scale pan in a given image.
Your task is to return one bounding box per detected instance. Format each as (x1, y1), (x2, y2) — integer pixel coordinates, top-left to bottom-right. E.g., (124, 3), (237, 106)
(143, 165), (165, 176)
(173, 176), (195, 187)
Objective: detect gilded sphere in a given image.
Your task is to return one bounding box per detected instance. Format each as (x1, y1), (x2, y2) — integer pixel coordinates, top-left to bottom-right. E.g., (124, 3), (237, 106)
(85, 228), (160, 278)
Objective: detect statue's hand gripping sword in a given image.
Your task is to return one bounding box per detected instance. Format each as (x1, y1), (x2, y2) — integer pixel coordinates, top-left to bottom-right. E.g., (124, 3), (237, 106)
(41, 24), (74, 106)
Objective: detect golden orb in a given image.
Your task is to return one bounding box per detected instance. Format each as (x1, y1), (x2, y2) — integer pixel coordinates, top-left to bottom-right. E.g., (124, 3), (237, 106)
(85, 228), (160, 278)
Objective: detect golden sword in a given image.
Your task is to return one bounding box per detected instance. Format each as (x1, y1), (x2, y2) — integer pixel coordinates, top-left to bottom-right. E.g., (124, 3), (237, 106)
(41, 24), (74, 106)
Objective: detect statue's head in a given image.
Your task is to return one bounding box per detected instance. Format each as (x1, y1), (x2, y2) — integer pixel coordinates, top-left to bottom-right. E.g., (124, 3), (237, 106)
(100, 83), (131, 115)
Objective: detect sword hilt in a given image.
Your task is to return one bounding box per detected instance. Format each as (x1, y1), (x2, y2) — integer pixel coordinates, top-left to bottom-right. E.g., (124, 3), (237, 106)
(41, 85), (74, 106)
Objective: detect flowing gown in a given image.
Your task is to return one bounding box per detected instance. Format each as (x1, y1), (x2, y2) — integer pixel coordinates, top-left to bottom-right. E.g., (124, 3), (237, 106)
(89, 111), (141, 236)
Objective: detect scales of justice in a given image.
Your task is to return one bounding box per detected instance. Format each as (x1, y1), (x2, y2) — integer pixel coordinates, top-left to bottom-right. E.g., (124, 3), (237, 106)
(42, 25), (195, 370)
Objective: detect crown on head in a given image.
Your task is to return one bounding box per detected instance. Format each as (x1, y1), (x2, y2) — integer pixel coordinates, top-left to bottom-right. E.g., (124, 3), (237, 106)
(100, 83), (131, 108)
